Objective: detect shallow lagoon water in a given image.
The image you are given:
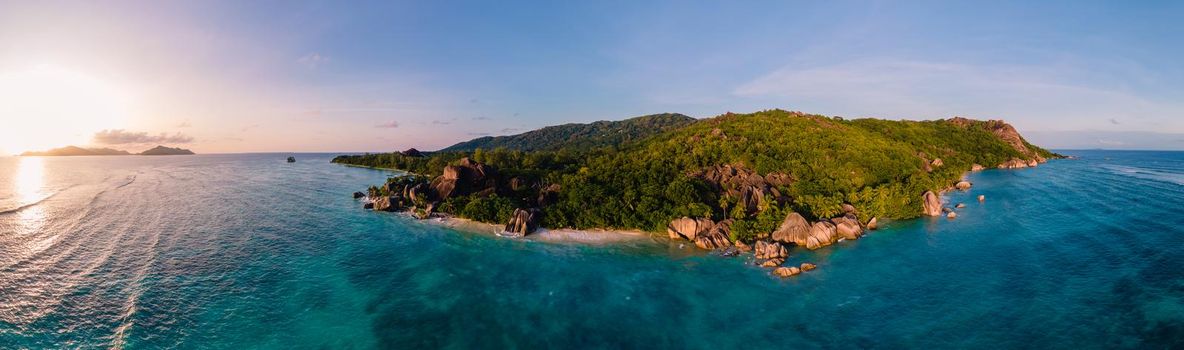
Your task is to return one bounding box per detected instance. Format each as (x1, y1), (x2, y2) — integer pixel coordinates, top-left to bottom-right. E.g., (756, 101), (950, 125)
(1, 151), (1181, 349)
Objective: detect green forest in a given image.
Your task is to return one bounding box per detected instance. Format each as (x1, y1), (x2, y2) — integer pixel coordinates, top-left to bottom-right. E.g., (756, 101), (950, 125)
(333, 109), (1058, 241)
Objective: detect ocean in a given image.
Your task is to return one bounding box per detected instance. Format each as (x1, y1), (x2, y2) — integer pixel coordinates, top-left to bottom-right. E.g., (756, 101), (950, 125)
(1, 150), (1181, 349)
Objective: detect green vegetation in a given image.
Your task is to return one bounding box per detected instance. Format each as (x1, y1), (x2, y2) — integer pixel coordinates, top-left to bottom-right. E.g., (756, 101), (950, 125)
(440, 113), (695, 152)
(334, 109), (1058, 241)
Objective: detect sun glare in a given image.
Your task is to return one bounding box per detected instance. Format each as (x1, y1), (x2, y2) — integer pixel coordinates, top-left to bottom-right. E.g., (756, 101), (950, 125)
(0, 65), (131, 155)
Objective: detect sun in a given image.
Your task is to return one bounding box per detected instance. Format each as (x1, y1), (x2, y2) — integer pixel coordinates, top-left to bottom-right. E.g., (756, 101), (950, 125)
(0, 64), (132, 155)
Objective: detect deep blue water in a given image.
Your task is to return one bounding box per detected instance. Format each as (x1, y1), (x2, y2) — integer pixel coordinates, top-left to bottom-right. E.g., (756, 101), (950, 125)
(0, 150), (1182, 349)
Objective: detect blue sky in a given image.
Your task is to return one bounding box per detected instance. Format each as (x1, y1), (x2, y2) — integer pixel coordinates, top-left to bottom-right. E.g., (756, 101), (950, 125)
(1, 0), (1182, 152)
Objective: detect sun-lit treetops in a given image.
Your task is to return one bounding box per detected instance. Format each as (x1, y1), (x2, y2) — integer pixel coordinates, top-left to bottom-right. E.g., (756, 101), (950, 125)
(333, 109), (1057, 241)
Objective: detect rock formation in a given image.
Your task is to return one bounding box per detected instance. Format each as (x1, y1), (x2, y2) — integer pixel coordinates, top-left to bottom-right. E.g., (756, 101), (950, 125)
(760, 259), (784, 268)
(922, 191), (942, 216)
(832, 217), (863, 240)
(504, 208), (541, 237)
(800, 263), (817, 271)
(353, 191), (365, 199)
(773, 266), (801, 278)
(999, 158), (1031, 169)
(754, 241), (788, 260)
(771, 212), (810, 244)
(867, 217), (878, 230)
(429, 158), (498, 202)
(956, 203), (966, 208)
(372, 196), (398, 212)
(694, 220), (732, 250)
(667, 217), (714, 241)
(947, 212), (957, 219)
(971, 164), (985, 171)
(693, 164), (792, 216)
(956, 181), (972, 190)
(978, 195), (985, 202)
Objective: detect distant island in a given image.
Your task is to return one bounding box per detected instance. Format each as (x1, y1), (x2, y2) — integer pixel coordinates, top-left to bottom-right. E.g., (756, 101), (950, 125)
(21, 145), (194, 156)
(334, 109), (1060, 276)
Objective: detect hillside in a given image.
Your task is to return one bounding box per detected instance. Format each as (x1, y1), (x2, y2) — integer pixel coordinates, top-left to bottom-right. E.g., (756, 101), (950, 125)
(139, 145), (195, 155)
(20, 145), (195, 156)
(335, 109), (1058, 249)
(20, 146), (131, 156)
(439, 113), (695, 152)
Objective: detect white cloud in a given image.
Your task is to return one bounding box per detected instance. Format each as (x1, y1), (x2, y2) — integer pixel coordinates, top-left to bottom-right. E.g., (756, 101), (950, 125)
(297, 52), (329, 68)
(93, 129), (194, 145)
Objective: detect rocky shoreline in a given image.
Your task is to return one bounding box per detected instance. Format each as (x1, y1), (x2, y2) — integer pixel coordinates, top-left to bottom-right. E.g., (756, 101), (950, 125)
(354, 153), (1049, 279)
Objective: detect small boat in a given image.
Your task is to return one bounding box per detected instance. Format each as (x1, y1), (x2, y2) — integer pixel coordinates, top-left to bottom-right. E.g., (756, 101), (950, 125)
(287, 156), (296, 163)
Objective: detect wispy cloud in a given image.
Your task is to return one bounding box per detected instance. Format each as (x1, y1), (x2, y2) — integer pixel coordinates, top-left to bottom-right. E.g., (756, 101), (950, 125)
(93, 129), (194, 145)
(297, 52), (329, 68)
(177, 120), (192, 128)
(431, 120), (451, 125)
(375, 121), (400, 128)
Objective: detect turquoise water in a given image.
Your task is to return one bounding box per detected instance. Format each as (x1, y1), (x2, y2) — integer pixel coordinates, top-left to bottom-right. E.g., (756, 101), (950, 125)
(1, 151), (1182, 349)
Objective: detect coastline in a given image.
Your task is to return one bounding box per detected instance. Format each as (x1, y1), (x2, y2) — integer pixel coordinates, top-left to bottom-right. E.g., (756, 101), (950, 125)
(414, 211), (655, 245)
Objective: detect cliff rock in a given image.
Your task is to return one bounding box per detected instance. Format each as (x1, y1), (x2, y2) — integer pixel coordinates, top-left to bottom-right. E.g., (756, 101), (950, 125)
(922, 191), (942, 216)
(956, 181), (972, 190)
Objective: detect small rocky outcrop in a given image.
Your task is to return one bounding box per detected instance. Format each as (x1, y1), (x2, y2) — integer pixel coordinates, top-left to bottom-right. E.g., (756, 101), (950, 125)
(800, 263), (817, 271)
(694, 220), (733, 250)
(773, 266), (801, 278)
(867, 217), (879, 230)
(286, 156), (296, 163)
(503, 208), (542, 237)
(353, 191), (365, 199)
(734, 241), (752, 252)
(372, 196), (398, 212)
(956, 181), (972, 190)
(999, 158), (1031, 169)
(841, 203), (856, 214)
(832, 217), (863, 240)
(429, 158), (498, 202)
(363, 202), (374, 209)
(947, 212), (957, 219)
(806, 221), (839, 250)
(760, 259), (784, 268)
(771, 212), (811, 244)
(971, 164), (985, 171)
(754, 241), (788, 260)
(667, 217), (715, 241)
(956, 203), (966, 208)
(922, 191), (942, 216)
(978, 195), (985, 202)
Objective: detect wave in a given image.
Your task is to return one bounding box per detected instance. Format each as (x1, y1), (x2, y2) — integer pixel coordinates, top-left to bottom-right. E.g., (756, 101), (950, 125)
(0, 191), (58, 215)
(1102, 164), (1184, 186)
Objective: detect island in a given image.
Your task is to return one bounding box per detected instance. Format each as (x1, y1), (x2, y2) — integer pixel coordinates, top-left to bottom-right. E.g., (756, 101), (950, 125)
(139, 145), (195, 155)
(333, 109), (1060, 277)
(21, 145), (194, 156)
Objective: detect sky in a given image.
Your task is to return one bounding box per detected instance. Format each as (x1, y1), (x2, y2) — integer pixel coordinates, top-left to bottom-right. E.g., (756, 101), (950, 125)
(0, 0), (1182, 154)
